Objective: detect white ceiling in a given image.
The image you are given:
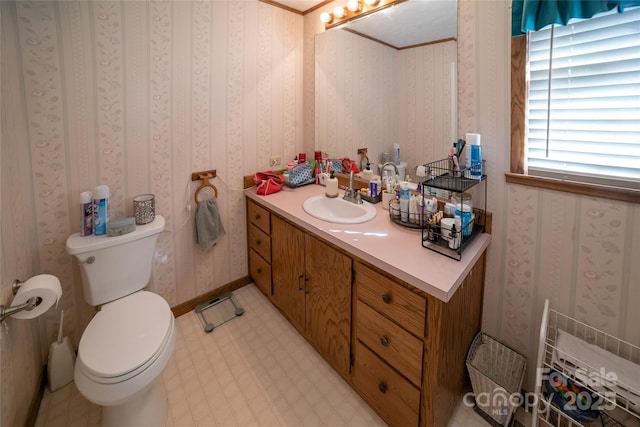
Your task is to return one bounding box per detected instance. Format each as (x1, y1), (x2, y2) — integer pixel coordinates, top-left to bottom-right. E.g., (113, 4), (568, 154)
(271, 0), (457, 49)
(274, 0), (322, 12)
(343, 0), (456, 48)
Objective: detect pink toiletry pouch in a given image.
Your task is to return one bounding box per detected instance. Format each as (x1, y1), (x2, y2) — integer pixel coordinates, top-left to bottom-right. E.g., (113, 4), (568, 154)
(254, 171), (284, 196)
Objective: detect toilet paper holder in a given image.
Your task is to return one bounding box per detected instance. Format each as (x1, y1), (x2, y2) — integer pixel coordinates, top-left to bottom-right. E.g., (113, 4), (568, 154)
(0, 279), (43, 323)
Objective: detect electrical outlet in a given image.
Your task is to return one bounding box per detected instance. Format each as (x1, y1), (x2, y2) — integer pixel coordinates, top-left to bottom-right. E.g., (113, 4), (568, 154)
(269, 156), (281, 167)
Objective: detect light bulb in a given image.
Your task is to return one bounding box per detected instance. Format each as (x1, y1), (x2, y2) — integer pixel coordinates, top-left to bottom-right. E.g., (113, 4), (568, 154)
(347, 0), (361, 12)
(320, 12), (333, 23)
(333, 6), (346, 18)
(364, 0), (379, 5)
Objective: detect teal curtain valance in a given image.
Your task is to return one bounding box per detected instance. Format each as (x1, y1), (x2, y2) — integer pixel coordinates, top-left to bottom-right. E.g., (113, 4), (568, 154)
(511, 0), (640, 36)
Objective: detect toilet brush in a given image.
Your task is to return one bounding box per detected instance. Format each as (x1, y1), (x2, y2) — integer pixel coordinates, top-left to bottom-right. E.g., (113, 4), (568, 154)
(47, 310), (76, 392)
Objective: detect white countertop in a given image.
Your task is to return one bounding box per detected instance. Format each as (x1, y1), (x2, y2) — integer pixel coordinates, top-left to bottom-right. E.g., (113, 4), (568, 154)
(246, 185), (491, 302)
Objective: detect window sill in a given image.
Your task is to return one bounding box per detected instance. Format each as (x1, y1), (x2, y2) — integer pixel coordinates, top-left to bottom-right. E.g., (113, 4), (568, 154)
(504, 173), (640, 204)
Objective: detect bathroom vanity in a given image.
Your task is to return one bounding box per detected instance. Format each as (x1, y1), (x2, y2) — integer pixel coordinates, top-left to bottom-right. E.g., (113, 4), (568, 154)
(245, 185), (491, 427)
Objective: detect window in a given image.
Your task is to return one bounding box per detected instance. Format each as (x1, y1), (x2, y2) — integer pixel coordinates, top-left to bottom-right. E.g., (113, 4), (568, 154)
(509, 7), (640, 202)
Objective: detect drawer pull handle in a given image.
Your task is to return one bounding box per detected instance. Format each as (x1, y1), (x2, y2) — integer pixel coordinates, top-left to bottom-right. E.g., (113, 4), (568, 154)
(378, 382), (387, 394)
(298, 274), (305, 291)
(257, 267), (262, 274)
(256, 239), (262, 245)
(382, 294), (392, 304)
(255, 214), (261, 220)
(380, 336), (390, 347)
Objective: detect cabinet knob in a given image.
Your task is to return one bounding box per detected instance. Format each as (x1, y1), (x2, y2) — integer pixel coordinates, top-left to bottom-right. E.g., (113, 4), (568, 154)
(257, 268), (262, 274)
(380, 336), (390, 347)
(255, 214), (261, 220)
(382, 294), (392, 304)
(378, 382), (388, 394)
(256, 239), (261, 245)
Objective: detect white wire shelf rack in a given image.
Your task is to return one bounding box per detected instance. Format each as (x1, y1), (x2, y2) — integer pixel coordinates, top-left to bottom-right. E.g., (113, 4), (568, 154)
(534, 300), (640, 427)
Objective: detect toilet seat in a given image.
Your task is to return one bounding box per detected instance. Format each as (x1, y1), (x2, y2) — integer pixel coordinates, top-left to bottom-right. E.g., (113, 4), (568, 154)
(77, 291), (173, 384)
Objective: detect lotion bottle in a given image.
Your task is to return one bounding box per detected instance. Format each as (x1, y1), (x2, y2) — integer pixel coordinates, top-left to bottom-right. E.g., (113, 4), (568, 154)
(399, 182), (410, 222)
(361, 163), (374, 181)
(326, 171), (339, 198)
(466, 133), (482, 179)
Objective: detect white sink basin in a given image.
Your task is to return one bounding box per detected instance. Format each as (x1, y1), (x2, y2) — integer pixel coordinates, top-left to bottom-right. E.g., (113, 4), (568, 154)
(303, 195), (377, 224)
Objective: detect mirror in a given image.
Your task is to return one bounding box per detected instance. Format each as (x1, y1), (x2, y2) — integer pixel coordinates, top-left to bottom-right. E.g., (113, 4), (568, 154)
(315, 0), (457, 180)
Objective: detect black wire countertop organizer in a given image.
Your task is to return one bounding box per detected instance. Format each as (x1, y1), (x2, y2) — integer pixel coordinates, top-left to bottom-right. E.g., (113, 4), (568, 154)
(420, 158), (487, 261)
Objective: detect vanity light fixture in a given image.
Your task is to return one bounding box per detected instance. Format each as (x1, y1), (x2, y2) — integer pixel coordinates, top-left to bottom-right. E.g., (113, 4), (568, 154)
(333, 6), (347, 19)
(346, 0), (362, 13)
(320, 11), (333, 24)
(320, 0), (405, 30)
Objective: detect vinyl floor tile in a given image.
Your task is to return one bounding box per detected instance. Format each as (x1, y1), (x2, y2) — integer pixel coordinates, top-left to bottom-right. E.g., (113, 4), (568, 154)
(35, 284), (490, 427)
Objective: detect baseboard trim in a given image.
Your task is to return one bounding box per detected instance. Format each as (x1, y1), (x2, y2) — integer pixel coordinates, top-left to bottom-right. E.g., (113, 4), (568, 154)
(171, 275), (252, 317)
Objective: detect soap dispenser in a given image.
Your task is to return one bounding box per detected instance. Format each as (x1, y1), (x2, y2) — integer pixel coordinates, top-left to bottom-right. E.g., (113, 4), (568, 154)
(326, 171), (339, 198)
(361, 163), (374, 181)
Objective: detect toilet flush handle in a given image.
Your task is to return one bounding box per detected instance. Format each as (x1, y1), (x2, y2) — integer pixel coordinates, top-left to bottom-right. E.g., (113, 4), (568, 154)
(79, 256), (95, 264)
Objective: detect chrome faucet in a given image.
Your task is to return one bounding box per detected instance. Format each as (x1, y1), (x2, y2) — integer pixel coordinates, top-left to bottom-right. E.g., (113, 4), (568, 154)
(342, 171), (362, 204)
(380, 161), (399, 176)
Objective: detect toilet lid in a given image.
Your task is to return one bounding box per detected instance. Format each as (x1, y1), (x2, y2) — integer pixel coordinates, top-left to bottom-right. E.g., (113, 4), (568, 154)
(78, 291), (173, 379)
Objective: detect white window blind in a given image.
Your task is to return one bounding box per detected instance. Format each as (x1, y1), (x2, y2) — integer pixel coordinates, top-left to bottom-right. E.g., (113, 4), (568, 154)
(527, 7), (640, 189)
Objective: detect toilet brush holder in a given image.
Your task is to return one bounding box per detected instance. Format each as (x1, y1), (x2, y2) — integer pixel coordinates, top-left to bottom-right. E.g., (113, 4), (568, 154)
(47, 310), (76, 392)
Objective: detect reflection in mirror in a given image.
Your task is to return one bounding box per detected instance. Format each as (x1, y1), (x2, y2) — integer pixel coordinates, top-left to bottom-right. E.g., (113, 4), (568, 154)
(315, 0), (457, 181)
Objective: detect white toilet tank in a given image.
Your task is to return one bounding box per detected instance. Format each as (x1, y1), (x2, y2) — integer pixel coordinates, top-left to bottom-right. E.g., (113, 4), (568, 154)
(66, 215), (165, 306)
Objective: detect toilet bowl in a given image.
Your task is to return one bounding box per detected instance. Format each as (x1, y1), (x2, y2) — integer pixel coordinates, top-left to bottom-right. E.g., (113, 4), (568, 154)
(66, 215), (175, 427)
(75, 291), (176, 426)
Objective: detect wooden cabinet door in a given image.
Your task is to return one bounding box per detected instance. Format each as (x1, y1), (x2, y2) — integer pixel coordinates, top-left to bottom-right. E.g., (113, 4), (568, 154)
(305, 234), (352, 377)
(271, 216), (305, 334)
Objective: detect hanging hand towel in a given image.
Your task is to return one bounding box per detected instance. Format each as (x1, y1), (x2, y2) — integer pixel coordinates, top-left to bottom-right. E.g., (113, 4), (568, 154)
(195, 198), (226, 251)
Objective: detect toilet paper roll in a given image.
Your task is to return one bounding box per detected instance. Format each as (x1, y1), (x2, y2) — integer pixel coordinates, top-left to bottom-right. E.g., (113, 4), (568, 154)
(10, 274), (62, 320)
(416, 165), (428, 177)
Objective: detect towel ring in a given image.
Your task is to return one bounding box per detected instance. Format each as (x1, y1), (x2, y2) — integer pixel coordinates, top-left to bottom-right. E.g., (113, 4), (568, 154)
(194, 174), (218, 204)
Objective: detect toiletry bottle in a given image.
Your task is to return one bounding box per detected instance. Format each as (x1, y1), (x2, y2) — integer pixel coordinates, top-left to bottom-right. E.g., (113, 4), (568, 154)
(361, 163), (373, 181)
(80, 191), (93, 236)
(314, 159), (321, 184)
(326, 171), (339, 198)
(467, 133), (482, 179)
(399, 182), (410, 222)
(449, 224), (461, 249)
(93, 185), (110, 236)
(394, 144), (401, 165)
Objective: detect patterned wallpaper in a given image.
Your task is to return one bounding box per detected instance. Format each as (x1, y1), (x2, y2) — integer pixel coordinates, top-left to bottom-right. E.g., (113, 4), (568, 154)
(1, 2), (303, 425)
(457, 0), (640, 390)
(1, 1), (639, 426)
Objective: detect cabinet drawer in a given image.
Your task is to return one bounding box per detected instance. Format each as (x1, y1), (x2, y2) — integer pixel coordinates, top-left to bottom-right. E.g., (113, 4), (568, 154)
(355, 262), (426, 338)
(352, 341), (420, 427)
(249, 249), (271, 296)
(247, 200), (270, 234)
(248, 223), (270, 262)
(356, 300), (423, 387)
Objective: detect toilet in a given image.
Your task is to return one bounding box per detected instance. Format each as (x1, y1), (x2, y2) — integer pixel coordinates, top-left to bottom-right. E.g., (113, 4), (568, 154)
(66, 215), (175, 427)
